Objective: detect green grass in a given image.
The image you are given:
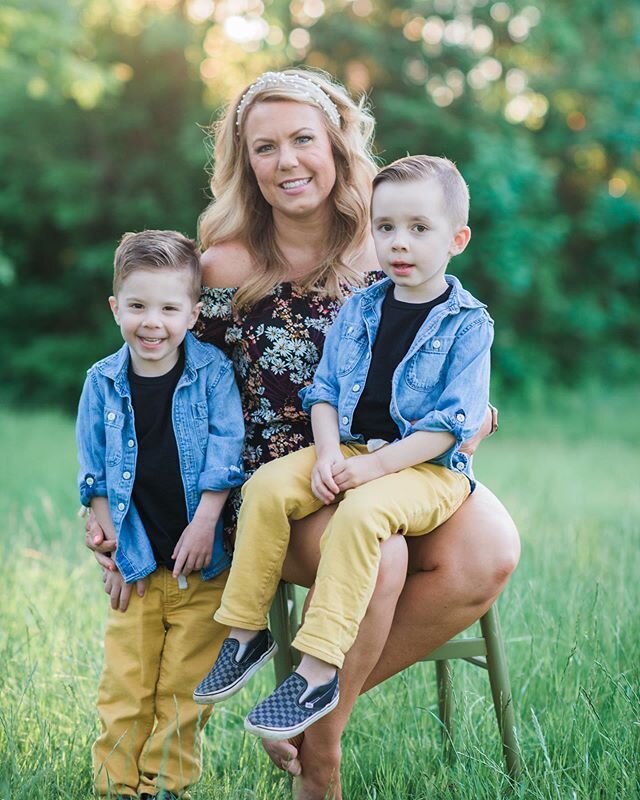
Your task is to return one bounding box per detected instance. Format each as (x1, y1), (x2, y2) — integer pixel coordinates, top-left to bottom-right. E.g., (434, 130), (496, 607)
(1, 392), (639, 799)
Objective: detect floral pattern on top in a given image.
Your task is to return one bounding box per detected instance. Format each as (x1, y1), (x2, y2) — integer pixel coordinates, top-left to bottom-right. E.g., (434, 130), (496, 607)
(198, 277), (380, 537)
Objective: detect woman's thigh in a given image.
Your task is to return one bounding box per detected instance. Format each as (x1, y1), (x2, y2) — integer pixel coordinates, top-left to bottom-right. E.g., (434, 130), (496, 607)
(406, 482), (521, 599)
(281, 504), (336, 587)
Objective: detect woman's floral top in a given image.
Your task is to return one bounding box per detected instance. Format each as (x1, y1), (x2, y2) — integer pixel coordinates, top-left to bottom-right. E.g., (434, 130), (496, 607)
(198, 278), (378, 536)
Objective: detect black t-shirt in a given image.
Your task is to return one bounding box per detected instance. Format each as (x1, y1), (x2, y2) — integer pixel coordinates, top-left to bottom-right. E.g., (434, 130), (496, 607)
(352, 284), (452, 443)
(128, 348), (188, 570)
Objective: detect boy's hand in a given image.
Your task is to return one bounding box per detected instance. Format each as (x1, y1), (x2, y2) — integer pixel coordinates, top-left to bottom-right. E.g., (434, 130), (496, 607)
(103, 568), (147, 612)
(84, 508), (118, 570)
(172, 518), (214, 578)
(333, 453), (385, 491)
(311, 452), (345, 504)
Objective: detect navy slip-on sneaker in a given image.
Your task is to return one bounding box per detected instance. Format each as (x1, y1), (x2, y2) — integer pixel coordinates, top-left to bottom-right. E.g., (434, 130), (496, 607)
(244, 671), (340, 740)
(193, 629), (278, 704)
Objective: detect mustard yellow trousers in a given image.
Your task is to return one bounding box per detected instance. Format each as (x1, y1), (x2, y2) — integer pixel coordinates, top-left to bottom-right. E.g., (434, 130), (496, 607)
(214, 444), (469, 668)
(93, 567), (228, 798)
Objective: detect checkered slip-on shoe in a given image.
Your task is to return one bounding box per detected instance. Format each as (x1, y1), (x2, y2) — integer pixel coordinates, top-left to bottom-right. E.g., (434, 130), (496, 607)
(139, 793), (181, 799)
(244, 671), (340, 740)
(192, 629), (278, 704)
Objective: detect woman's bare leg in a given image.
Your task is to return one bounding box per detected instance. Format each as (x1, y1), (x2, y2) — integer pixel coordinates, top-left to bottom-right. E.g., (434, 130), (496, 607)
(262, 506), (408, 793)
(364, 483), (520, 690)
(264, 485), (520, 799)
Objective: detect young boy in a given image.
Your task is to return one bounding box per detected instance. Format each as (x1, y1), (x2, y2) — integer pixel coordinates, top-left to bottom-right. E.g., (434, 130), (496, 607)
(193, 156), (493, 740)
(76, 230), (245, 800)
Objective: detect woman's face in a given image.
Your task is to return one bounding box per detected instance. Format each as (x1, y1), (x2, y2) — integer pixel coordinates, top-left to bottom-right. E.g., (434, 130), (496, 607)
(243, 100), (337, 221)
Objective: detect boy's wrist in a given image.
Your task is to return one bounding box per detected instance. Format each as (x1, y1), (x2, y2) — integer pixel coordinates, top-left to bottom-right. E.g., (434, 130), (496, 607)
(315, 441), (342, 460)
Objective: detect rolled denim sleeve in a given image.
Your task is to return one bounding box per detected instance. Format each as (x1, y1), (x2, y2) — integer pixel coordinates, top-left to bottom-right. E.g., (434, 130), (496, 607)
(299, 303), (347, 412)
(411, 310), (494, 445)
(198, 357), (246, 493)
(76, 372), (108, 506)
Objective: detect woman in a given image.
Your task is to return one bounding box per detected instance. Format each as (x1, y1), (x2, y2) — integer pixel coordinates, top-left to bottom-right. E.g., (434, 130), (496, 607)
(90, 68), (519, 800)
(197, 69), (519, 799)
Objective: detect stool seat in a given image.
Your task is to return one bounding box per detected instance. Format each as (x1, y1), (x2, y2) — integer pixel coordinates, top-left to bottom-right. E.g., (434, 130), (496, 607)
(269, 583), (522, 778)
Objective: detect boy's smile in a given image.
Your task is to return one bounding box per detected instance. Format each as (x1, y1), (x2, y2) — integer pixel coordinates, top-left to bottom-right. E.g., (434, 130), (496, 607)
(109, 269), (201, 377)
(371, 177), (470, 303)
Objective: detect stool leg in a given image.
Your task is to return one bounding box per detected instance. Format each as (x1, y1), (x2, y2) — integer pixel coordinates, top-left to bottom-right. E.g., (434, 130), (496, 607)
(480, 606), (522, 778)
(435, 659), (455, 761)
(269, 582), (296, 685)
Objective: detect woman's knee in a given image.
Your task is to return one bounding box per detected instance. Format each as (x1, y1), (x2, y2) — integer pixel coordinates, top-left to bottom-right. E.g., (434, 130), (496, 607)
(407, 488), (520, 603)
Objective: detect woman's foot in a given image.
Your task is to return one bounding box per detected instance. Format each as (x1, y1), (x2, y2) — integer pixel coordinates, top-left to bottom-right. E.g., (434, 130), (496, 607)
(293, 734), (342, 800)
(261, 734), (304, 776)
(192, 629), (277, 704)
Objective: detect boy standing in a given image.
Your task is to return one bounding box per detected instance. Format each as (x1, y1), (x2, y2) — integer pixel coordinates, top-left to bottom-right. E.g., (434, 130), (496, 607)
(194, 156), (493, 740)
(76, 231), (245, 799)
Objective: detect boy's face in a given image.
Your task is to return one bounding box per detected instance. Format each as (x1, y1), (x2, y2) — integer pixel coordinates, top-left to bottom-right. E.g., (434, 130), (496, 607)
(109, 268), (201, 377)
(371, 177), (470, 303)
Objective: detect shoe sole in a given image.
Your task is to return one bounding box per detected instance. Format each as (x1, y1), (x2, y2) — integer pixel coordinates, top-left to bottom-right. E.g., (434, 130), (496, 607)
(192, 640), (278, 704)
(243, 689), (340, 740)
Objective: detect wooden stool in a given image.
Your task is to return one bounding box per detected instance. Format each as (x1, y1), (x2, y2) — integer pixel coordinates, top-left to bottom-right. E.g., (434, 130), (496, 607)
(269, 582), (521, 778)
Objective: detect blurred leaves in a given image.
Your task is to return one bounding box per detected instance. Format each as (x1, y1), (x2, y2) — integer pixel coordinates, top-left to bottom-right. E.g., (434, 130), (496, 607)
(0, 0), (639, 409)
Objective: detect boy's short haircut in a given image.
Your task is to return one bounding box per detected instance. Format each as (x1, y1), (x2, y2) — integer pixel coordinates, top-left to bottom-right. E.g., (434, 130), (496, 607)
(372, 155), (470, 230)
(113, 230), (201, 302)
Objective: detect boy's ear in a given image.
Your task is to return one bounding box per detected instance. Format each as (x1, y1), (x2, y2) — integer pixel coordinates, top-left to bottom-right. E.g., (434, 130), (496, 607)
(449, 226), (471, 257)
(108, 296), (119, 323)
(188, 301), (202, 329)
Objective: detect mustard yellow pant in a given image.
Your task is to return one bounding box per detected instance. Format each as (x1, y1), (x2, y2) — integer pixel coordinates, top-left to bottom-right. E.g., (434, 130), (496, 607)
(214, 444), (469, 668)
(93, 567), (229, 799)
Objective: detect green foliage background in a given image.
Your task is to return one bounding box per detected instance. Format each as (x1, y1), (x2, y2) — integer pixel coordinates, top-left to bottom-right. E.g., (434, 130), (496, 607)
(1, 0), (638, 409)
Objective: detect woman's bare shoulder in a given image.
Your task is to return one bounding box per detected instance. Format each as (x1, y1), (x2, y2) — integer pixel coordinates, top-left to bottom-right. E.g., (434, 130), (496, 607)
(350, 237), (380, 275)
(201, 240), (254, 288)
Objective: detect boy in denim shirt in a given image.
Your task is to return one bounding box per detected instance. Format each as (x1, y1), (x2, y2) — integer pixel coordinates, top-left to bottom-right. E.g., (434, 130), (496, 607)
(76, 230), (245, 799)
(194, 156), (493, 740)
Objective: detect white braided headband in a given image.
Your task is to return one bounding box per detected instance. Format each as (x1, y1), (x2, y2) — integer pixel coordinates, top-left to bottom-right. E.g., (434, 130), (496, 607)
(235, 72), (341, 131)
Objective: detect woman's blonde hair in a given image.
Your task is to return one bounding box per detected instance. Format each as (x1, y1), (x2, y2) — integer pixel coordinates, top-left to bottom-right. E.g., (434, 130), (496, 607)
(198, 67), (377, 311)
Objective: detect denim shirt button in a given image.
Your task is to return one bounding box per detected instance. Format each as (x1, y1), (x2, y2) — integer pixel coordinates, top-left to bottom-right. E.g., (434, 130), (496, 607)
(455, 461), (465, 471)
(342, 416), (349, 425)
(433, 339), (441, 349)
(122, 471), (131, 480)
(347, 326), (354, 334)
(107, 412), (116, 421)
(352, 384), (360, 392)
(117, 502), (125, 511)
(127, 439), (135, 448)
(456, 412), (465, 422)
(85, 476), (94, 486)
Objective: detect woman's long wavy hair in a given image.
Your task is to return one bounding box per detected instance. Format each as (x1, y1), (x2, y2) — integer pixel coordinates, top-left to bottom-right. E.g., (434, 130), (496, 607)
(198, 67), (378, 311)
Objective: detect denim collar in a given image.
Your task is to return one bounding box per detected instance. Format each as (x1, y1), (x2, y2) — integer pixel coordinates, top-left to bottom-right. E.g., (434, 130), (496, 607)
(95, 331), (217, 397)
(359, 274), (486, 313)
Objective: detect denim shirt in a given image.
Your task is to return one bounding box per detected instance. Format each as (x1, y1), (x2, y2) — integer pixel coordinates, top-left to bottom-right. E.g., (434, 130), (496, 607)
(76, 331), (246, 583)
(300, 275), (493, 482)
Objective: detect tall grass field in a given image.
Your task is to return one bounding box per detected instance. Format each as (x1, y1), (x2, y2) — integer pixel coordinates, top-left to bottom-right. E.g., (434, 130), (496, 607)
(1, 391), (638, 799)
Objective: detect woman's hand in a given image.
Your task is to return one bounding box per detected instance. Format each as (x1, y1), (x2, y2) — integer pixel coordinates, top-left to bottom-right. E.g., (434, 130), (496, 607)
(84, 508), (117, 570)
(459, 405), (498, 456)
(103, 568), (147, 612)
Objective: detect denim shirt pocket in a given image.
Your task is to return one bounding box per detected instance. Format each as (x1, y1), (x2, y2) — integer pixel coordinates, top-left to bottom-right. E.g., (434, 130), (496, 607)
(336, 323), (368, 377)
(191, 400), (209, 454)
(405, 335), (455, 391)
(104, 407), (125, 466)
